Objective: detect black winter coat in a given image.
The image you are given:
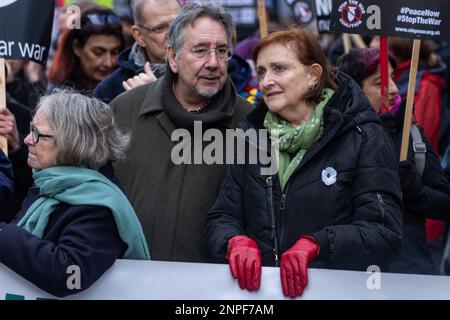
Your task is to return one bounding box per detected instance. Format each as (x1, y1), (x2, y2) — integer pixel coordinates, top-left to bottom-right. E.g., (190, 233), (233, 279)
(380, 106), (450, 274)
(206, 75), (403, 271)
(0, 186), (126, 297)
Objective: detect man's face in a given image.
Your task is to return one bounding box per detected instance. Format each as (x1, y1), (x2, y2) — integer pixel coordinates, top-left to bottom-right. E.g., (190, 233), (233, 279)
(168, 17), (229, 101)
(133, 0), (180, 63)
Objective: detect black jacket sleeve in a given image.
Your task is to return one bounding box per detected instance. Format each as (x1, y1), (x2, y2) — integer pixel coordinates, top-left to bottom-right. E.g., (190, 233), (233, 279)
(312, 126), (403, 270)
(401, 129), (450, 220)
(206, 162), (247, 262)
(0, 205), (126, 297)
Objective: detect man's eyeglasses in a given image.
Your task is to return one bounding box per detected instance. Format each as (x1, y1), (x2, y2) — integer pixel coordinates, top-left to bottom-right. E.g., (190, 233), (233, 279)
(137, 23), (170, 34)
(30, 123), (54, 144)
(183, 47), (233, 61)
(85, 13), (122, 27)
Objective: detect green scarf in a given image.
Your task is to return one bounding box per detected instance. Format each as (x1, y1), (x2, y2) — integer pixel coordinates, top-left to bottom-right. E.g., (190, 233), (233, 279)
(264, 88), (334, 190)
(17, 166), (150, 260)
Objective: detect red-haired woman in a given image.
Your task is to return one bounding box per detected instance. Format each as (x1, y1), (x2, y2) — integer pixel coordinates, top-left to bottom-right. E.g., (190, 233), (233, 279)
(206, 27), (403, 298)
(48, 7), (124, 92)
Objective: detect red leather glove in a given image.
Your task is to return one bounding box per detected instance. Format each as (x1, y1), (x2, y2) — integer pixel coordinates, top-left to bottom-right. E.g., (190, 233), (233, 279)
(280, 236), (320, 298)
(226, 235), (262, 292)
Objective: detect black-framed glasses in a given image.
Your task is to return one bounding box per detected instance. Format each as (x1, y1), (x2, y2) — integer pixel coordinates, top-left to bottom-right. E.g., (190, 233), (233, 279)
(30, 122), (54, 144)
(137, 23), (170, 34)
(183, 47), (233, 61)
(85, 13), (122, 27)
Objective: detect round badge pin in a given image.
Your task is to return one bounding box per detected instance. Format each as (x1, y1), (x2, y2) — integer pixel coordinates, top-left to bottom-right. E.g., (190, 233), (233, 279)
(322, 167), (337, 186)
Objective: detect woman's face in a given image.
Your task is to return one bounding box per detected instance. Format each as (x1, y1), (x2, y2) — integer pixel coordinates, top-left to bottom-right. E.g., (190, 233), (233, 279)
(256, 43), (319, 125)
(24, 108), (57, 170)
(362, 62), (399, 113)
(73, 34), (122, 85)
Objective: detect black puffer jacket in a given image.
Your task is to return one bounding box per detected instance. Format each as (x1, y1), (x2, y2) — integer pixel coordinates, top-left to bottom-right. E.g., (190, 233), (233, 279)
(380, 104), (450, 274)
(206, 75), (403, 271)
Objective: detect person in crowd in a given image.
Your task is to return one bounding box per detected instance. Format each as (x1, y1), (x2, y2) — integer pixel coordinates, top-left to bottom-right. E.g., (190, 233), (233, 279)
(0, 93), (33, 222)
(227, 53), (260, 105)
(390, 38), (448, 248)
(94, 0), (180, 103)
(0, 149), (13, 207)
(113, 0), (137, 26)
(48, 1), (102, 67)
(0, 90), (149, 297)
(338, 47), (450, 275)
(48, 7), (125, 92)
(1, 63), (33, 222)
(110, 3), (252, 262)
(206, 27), (403, 298)
(112, 0), (136, 49)
(389, 38), (446, 154)
(5, 59), (47, 109)
(435, 41), (450, 156)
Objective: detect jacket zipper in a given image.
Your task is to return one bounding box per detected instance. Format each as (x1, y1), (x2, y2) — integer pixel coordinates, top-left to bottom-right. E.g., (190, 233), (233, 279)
(266, 176), (279, 266)
(279, 185), (289, 255)
(376, 193), (386, 226)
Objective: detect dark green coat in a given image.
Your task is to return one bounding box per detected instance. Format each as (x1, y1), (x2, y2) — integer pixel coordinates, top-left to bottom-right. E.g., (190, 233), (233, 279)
(111, 76), (252, 262)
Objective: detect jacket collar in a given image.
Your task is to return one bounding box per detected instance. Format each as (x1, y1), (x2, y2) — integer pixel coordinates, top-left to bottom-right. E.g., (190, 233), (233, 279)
(138, 77), (165, 116)
(244, 74), (377, 169)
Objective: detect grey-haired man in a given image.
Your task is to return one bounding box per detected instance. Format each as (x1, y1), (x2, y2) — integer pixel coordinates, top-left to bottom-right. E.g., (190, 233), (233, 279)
(111, 3), (252, 263)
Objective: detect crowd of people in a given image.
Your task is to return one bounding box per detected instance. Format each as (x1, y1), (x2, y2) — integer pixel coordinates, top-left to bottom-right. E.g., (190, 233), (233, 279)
(0, 0), (450, 298)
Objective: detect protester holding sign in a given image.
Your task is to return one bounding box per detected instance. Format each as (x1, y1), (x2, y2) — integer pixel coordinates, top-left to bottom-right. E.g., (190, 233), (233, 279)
(0, 90), (150, 297)
(338, 47), (450, 274)
(207, 27), (403, 298)
(389, 38), (446, 154)
(48, 7), (124, 92)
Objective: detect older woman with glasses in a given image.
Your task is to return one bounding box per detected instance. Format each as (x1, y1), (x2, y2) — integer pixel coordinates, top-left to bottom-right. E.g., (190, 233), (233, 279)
(0, 90), (149, 297)
(48, 7), (125, 92)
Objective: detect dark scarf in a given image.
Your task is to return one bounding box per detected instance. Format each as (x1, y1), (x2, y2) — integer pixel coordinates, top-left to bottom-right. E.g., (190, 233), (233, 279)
(161, 63), (236, 130)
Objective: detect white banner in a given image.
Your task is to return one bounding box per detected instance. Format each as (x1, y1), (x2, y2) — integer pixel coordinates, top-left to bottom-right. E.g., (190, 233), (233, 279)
(1, 260), (450, 300)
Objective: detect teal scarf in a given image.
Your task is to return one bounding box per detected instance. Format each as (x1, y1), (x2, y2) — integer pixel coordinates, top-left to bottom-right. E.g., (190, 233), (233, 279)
(17, 166), (150, 260)
(264, 88), (334, 189)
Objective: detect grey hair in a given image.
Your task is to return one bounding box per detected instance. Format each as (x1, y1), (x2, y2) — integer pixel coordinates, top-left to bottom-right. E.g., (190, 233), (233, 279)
(36, 89), (130, 169)
(168, 2), (234, 54)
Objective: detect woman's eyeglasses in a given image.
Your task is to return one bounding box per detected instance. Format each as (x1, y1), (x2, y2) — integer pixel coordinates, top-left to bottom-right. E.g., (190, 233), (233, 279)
(85, 13), (122, 27)
(30, 123), (54, 144)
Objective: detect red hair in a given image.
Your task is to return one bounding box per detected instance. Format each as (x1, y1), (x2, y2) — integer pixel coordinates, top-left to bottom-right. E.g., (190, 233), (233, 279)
(48, 29), (76, 85)
(253, 26), (337, 106)
(48, 7), (124, 86)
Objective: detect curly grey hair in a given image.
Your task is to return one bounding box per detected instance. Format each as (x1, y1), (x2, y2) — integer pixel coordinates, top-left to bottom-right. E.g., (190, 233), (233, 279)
(167, 2), (234, 54)
(36, 89), (130, 169)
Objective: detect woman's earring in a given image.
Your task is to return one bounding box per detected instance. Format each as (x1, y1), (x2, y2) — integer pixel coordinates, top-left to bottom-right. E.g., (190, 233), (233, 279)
(309, 84), (315, 90)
